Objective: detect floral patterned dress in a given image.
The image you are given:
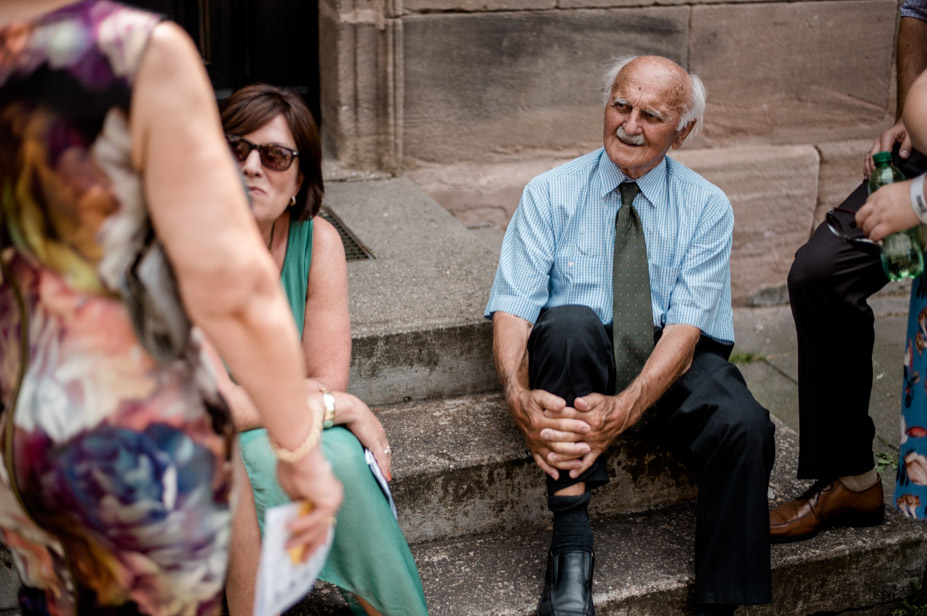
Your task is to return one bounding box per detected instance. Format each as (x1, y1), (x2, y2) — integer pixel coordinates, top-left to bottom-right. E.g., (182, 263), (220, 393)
(0, 2), (236, 614)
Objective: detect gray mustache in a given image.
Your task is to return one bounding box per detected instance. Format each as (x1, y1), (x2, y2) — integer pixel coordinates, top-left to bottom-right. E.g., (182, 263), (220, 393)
(616, 126), (645, 146)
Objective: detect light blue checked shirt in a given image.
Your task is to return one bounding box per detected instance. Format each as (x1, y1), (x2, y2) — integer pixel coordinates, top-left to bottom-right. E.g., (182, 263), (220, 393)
(902, 0), (927, 21)
(484, 148), (735, 344)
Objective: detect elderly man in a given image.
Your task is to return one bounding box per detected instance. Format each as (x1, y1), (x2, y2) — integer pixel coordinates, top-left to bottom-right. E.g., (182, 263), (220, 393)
(484, 55), (775, 616)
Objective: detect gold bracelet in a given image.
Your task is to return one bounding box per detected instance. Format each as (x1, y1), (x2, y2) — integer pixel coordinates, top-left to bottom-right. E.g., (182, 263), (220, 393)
(320, 388), (335, 429)
(269, 398), (324, 463)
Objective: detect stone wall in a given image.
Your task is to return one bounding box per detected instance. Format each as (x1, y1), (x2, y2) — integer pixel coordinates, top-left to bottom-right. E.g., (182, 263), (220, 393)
(319, 0), (903, 304)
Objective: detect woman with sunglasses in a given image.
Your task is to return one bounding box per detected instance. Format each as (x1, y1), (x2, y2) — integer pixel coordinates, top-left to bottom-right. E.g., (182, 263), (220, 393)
(213, 84), (428, 616)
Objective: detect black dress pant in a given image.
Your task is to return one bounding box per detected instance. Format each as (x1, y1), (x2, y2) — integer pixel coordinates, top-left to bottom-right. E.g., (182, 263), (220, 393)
(788, 148), (927, 479)
(527, 305), (775, 605)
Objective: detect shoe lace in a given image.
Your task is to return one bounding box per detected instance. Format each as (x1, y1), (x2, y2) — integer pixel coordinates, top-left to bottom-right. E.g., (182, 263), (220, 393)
(798, 478), (833, 504)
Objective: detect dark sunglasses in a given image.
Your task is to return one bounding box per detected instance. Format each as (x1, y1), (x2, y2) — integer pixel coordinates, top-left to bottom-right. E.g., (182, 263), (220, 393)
(226, 135), (299, 172)
(825, 206), (881, 255)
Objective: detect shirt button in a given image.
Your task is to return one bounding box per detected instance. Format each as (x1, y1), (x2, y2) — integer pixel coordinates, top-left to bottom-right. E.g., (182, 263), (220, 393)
(568, 261), (574, 267)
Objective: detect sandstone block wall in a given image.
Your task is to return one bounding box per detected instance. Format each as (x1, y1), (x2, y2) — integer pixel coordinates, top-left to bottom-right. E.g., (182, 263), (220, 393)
(320, 0), (904, 304)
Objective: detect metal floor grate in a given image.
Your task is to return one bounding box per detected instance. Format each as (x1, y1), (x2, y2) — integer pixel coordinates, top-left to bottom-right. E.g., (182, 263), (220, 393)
(318, 207), (374, 261)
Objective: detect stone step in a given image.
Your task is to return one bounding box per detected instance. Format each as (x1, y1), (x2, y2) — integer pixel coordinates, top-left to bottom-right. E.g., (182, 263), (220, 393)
(327, 178), (499, 406)
(376, 392), (696, 545)
(297, 416), (927, 616)
(413, 494), (927, 615)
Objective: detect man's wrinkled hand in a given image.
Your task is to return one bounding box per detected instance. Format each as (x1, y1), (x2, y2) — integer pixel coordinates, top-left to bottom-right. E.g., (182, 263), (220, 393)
(567, 392), (635, 479)
(508, 388), (592, 480)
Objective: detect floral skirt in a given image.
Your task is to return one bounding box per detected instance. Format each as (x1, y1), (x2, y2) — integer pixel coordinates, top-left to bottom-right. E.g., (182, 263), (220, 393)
(896, 274), (927, 519)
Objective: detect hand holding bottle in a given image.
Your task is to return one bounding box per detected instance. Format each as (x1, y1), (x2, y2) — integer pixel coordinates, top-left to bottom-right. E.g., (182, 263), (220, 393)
(856, 151), (924, 281)
(857, 180), (921, 242)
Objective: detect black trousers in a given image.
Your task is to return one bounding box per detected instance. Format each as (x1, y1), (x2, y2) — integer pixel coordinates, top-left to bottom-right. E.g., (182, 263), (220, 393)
(527, 305), (775, 605)
(788, 148), (927, 479)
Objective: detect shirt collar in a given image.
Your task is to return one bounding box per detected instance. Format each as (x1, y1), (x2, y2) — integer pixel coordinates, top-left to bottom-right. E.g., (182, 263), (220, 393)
(596, 149), (668, 208)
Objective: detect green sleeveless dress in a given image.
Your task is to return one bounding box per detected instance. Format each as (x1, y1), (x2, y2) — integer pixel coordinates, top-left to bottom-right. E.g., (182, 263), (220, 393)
(238, 218), (428, 615)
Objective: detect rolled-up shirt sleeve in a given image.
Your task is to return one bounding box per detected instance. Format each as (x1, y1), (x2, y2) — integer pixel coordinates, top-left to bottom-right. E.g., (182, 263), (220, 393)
(902, 0), (927, 21)
(484, 182), (556, 324)
(664, 193), (734, 342)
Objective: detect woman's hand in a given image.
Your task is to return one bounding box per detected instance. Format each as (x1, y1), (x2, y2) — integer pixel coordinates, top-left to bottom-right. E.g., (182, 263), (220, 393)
(856, 179), (921, 242)
(330, 392), (392, 481)
(275, 445), (343, 561)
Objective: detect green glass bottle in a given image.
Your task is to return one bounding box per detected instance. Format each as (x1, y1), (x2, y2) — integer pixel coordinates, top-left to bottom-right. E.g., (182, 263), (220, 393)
(869, 151), (924, 281)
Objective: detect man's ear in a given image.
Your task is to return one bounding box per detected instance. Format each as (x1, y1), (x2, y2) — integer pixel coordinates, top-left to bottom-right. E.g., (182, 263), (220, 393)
(671, 120), (696, 149)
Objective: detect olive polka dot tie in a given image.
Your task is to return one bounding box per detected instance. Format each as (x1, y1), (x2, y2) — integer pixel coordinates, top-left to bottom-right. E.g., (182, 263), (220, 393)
(612, 181), (652, 391)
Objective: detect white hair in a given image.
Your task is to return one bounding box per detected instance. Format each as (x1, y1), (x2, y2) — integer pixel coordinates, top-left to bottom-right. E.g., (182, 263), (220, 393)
(601, 55), (706, 138)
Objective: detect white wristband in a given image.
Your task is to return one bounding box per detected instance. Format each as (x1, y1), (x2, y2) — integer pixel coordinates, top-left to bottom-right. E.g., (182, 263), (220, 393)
(911, 173), (927, 223)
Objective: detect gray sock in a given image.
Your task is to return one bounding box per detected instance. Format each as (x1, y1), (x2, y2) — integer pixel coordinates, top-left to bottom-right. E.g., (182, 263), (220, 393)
(839, 468), (878, 492)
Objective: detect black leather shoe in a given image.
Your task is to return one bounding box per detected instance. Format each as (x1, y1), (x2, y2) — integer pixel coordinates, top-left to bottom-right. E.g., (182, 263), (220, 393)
(536, 550), (595, 616)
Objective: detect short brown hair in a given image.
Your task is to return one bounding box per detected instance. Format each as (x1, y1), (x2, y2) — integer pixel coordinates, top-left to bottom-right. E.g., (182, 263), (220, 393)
(221, 84), (323, 221)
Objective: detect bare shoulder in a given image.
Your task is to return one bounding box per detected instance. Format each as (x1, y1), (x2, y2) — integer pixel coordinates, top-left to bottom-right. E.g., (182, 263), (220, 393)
(130, 21), (217, 169)
(305, 215), (349, 322)
(312, 216), (347, 261)
(137, 21), (209, 106)
(142, 21), (201, 72)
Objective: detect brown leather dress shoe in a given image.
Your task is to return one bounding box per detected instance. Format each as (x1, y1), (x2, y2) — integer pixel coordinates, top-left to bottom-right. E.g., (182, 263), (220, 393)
(769, 476), (884, 543)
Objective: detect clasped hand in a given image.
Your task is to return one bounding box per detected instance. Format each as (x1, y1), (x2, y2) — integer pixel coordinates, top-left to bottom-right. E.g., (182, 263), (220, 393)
(509, 388), (634, 481)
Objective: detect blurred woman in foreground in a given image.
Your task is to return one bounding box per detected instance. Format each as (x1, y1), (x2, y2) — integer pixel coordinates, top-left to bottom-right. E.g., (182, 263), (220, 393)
(0, 2), (340, 614)
(858, 68), (927, 520)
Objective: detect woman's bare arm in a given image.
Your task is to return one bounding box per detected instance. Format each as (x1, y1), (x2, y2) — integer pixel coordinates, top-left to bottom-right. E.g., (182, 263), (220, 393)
(302, 218), (351, 391)
(129, 22), (340, 550)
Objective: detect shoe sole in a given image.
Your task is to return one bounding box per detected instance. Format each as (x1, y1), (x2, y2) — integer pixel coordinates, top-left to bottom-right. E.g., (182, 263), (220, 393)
(770, 504), (885, 544)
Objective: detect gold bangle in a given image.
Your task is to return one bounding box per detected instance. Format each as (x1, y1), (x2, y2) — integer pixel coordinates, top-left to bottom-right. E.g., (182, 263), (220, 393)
(320, 388), (335, 429)
(269, 399), (324, 463)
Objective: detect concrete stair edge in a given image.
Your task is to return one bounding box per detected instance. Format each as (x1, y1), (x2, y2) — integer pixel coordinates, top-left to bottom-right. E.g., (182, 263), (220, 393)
(349, 320), (496, 407)
(327, 177), (500, 407)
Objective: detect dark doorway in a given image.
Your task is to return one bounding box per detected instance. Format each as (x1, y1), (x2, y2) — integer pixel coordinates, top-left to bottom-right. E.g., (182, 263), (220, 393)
(127, 1), (321, 125)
